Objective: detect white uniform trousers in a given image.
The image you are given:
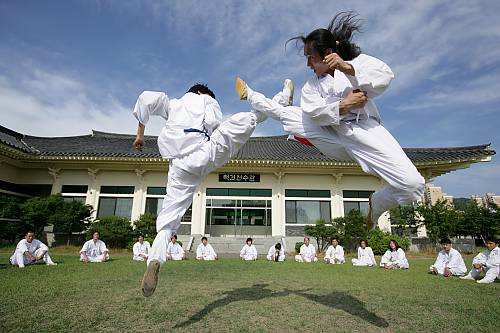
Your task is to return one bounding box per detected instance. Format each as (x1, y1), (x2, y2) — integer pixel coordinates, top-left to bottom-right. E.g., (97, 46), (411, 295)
(10, 248), (54, 267)
(148, 111), (259, 265)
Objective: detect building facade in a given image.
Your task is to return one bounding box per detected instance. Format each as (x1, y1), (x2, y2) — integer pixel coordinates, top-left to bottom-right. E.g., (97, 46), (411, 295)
(0, 126), (495, 238)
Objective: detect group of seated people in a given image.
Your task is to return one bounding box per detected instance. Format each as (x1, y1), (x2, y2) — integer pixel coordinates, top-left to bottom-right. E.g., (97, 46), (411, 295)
(9, 231), (500, 284)
(238, 237), (286, 261)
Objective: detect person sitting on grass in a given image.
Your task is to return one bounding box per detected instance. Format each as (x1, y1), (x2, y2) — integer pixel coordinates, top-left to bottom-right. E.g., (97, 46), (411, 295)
(133, 234), (151, 262)
(295, 237), (318, 263)
(240, 237), (258, 261)
(10, 230), (57, 268)
(380, 239), (409, 269)
(460, 237), (499, 284)
(352, 239), (377, 267)
(196, 236), (217, 261)
(324, 237), (345, 264)
(80, 231), (109, 263)
(167, 234), (185, 261)
(267, 243), (285, 262)
(429, 238), (467, 277)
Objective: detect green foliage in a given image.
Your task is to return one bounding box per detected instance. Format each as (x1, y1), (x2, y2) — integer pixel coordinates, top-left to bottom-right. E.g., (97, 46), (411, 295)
(295, 242), (303, 253)
(126, 236), (155, 251)
(416, 200), (458, 243)
(453, 197), (470, 211)
(19, 194), (66, 234)
(410, 200), (500, 244)
(0, 195), (22, 220)
(2, 194), (93, 244)
(125, 237), (182, 251)
(388, 205), (419, 237)
(336, 210), (368, 250)
(0, 196), (28, 242)
(304, 210), (368, 251)
(87, 216), (136, 248)
(51, 200), (93, 245)
(366, 229), (410, 255)
(458, 201), (500, 243)
(132, 213), (157, 238)
(304, 220), (339, 251)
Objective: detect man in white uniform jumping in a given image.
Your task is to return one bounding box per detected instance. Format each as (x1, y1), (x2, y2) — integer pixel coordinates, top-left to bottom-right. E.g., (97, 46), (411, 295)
(236, 12), (424, 230)
(132, 84), (270, 296)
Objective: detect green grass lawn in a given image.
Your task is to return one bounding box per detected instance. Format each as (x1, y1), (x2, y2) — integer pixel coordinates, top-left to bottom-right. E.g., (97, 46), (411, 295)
(0, 248), (498, 333)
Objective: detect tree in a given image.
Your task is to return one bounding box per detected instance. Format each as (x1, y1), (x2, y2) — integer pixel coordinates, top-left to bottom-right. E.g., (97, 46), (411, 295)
(304, 210), (368, 252)
(415, 200), (459, 243)
(388, 205), (419, 236)
(50, 200), (93, 245)
(304, 220), (339, 252)
(132, 213), (157, 238)
(366, 229), (410, 255)
(342, 209), (368, 250)
(19, 194), (65, 235)
(87, 216), (136, 248)
(460, 201), (500, 244)
(0, 195), (28, 243)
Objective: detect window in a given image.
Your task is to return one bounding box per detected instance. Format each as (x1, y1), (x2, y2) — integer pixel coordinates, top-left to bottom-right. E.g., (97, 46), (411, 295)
(206, 188), (272, 197)
(61, 184), (88, 204)
(285, 189), (330, 198)
(285, 189), (331, 224)
(97, 197), (133, 219)
(343, 190), (373, 199)
(342, 190), (374, 216)
(97, 186), (135, 219)
(100, 186), (134, 194)
(285, 200), (331, 224)
(145, 187), (191, 222)
(205, 199), (272, 226)
(205, 188), (273, 228)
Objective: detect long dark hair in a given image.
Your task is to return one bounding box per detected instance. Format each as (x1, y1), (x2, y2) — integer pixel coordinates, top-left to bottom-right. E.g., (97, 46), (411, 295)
(388, 240), (400, 252)
(287, 11), (362, 60)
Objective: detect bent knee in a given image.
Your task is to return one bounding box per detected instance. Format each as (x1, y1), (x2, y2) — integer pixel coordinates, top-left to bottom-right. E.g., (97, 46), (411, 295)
(399, 172), (425, 201)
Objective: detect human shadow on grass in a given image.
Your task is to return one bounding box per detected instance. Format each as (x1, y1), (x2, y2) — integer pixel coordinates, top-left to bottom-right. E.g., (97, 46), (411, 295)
(290, 290), (389, 328)
(174, 284), (311, 328)
(174, 285), (388, 329)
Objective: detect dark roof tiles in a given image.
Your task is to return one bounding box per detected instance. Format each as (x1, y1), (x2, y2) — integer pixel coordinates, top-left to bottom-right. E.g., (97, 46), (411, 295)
(0, 126), (495, 163)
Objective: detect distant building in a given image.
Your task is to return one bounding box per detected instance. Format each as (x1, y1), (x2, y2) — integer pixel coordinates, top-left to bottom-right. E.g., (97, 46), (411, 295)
(0, 125), (496, 238)
(425, 184), (454, 206)
(470, 192), (500, 208)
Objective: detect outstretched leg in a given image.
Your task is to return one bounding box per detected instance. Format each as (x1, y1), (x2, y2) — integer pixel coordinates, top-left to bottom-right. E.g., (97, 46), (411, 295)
(143, 110), (260, 297)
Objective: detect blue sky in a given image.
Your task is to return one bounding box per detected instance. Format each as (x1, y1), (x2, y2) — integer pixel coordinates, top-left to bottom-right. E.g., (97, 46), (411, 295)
(1, 0), (499, 198)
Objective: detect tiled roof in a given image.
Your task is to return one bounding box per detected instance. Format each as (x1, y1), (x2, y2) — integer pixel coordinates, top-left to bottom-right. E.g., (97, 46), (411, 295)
(0, 126), (495, 164)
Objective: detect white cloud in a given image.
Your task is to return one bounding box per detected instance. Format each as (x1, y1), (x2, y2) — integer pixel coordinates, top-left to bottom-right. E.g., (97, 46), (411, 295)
(0, 64), (164, 137)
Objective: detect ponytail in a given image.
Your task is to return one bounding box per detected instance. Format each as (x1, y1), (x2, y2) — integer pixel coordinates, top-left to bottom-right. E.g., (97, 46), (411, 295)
(286, 11), (362, 60)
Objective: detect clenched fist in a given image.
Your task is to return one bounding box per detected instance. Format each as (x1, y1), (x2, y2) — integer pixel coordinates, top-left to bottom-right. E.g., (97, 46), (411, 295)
(133, 136), (145, 151)
(339, 90), (368, 114)
(323, 53), (354, 75)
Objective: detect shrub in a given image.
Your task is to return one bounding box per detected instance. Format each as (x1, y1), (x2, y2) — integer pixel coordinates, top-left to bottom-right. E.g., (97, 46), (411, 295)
(295, 242), (304, 253)
(126, 237), (182, 251)
(20, 194), (65, 235)
(366, 229), (410, 255)
(51, 200), (93, 245)
(87, 216), (136, 248)
(0, 196), (28, 243)
(334, 210), (368, 250)
(304, 220), (340, 251)
(132, 213), (157, 238)
(126, 236), (155, 251)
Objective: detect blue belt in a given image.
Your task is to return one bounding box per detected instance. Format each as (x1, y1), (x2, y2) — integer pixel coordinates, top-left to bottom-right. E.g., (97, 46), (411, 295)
(183, 128), (210, 140)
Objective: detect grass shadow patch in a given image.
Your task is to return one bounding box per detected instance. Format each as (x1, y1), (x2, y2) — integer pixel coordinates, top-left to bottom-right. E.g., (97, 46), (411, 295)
(175, 284), (388, 329)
